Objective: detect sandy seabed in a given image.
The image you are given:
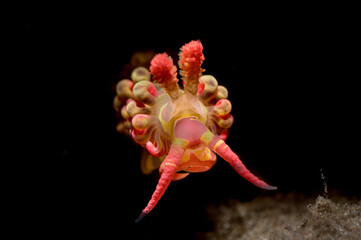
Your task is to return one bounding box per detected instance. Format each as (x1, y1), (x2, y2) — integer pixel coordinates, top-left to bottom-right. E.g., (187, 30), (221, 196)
(202, 193), (361, 240)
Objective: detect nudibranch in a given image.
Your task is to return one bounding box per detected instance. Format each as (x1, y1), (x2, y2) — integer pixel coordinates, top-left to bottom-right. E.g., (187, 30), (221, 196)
(113, 40), (276, 222)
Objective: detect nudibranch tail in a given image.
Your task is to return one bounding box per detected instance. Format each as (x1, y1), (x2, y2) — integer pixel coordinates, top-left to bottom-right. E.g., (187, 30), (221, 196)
(135, 144), (185, 222)
(207, 134), (277, 191)
(179, 40), (205, 95)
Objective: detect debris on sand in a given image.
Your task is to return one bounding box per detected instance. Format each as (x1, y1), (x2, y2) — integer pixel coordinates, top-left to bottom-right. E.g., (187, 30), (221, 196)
(204, 193), (361, 240)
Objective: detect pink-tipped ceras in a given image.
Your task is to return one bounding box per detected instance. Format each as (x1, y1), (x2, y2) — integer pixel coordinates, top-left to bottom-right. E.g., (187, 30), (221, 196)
(114, 40), (276, 222)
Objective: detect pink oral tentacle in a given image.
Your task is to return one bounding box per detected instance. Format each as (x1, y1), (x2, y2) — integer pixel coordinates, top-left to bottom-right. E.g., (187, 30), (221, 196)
(135, 144), (184, 222)
(208, 136), (277, 190)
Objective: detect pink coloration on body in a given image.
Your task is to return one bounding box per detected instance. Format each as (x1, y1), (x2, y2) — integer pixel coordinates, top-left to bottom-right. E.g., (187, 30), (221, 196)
(114, 40), (276, 222)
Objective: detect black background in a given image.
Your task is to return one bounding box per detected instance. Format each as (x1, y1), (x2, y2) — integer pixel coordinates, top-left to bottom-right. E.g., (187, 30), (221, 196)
(19, 5), (359, 239)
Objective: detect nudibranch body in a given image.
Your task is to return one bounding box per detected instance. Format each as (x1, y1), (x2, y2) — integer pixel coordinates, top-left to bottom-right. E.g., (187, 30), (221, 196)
(114, 40), (276, 222)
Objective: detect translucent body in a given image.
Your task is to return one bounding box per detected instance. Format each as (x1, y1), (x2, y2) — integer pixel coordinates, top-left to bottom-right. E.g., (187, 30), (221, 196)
(114, 40), (276, 221)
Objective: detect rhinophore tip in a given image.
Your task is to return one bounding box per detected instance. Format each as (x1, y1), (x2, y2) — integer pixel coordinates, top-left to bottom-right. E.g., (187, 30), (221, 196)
(149, 53), (180, 100)
(178, 40), (205, 95)
(179, 40), (205, 79)
(149, 53), (178, 84)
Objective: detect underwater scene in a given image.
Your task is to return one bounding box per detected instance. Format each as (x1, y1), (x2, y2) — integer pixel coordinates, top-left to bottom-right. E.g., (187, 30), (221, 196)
(25, 6), (359, 240)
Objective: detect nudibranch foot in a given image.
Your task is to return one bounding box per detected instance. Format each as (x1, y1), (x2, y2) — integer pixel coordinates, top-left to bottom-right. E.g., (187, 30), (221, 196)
(172, 172), (190, 181)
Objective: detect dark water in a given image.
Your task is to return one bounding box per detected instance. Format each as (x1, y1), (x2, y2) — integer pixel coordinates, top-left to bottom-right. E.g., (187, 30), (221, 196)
(20, 7), (359, 239)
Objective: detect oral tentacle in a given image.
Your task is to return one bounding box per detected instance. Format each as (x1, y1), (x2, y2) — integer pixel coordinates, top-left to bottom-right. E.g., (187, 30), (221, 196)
(136, 144), (185, 222)
(205, 133), (277, 190)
